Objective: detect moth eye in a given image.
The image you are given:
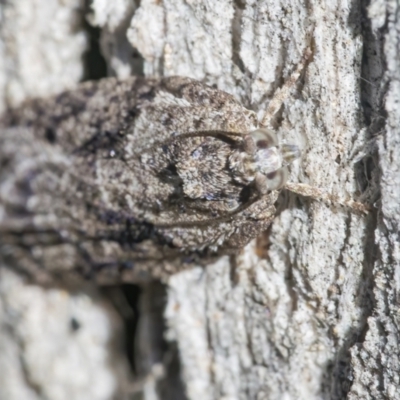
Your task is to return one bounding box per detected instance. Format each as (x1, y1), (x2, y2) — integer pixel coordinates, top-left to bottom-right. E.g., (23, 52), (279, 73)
(265, 167), (288, 190)
(249, 129), (279, 148)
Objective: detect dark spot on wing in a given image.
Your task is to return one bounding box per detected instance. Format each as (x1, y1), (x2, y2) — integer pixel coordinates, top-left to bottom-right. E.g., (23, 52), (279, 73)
(239, 185), (252, 203)
(45, 128), (56, 143)
(158, 164), (182, 185)
(73, 130), (125, 156)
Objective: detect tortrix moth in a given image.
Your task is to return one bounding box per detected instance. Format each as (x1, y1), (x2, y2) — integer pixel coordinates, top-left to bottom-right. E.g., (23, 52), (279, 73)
(0, 53), (367, 284)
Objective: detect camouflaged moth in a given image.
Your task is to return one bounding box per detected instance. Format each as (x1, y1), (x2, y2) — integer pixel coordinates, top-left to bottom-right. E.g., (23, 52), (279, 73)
(0, 50), (368, 283)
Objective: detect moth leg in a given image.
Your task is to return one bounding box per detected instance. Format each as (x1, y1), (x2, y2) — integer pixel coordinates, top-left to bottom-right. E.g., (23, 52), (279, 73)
(285, 182), (371, 213)
(261, 47), (313, 127)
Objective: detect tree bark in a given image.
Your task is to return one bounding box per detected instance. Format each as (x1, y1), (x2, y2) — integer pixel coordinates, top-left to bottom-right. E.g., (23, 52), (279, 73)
(0, 0), (398, 399)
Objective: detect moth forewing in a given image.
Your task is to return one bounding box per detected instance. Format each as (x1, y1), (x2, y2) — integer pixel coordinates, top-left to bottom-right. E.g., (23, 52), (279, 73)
(0, 77), (279, 281)
(0, 69), (369, 284)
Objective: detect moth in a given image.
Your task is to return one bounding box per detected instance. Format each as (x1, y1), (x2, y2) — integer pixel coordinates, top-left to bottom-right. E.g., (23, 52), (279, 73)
(0, 53), (367, 284)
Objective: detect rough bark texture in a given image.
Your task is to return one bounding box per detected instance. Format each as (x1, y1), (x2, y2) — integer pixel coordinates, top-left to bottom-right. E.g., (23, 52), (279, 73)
(0, 1), (398, 400)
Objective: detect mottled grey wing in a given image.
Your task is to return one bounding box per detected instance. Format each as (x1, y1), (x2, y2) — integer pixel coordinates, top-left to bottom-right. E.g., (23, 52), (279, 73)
(0, 77), (276, 283)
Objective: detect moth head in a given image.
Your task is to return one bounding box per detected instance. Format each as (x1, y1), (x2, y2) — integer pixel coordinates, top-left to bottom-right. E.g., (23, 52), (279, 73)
(229, 128), (300, 194)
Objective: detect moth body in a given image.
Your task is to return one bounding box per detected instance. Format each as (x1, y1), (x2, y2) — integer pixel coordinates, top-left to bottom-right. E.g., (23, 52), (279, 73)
(0, 77), (294, 282)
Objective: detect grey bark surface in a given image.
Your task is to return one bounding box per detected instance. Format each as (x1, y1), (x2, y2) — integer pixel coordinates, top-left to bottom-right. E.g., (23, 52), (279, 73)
(0, 1), (398, 400)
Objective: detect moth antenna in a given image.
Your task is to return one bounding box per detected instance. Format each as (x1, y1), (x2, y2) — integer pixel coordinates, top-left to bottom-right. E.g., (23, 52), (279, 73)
(284, 182), (371, 214)
(180, 130), (245, 139)
(142, 130), (246, 156)
(151, 198), (261, 229)
(261, 47), (313, 127)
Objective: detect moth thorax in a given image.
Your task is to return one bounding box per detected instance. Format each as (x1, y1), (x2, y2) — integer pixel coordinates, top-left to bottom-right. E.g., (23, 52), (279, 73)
(254, 147), (282, 175)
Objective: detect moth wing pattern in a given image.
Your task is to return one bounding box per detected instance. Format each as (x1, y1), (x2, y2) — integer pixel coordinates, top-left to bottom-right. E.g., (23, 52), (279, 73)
(0, 76), (279, 283)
